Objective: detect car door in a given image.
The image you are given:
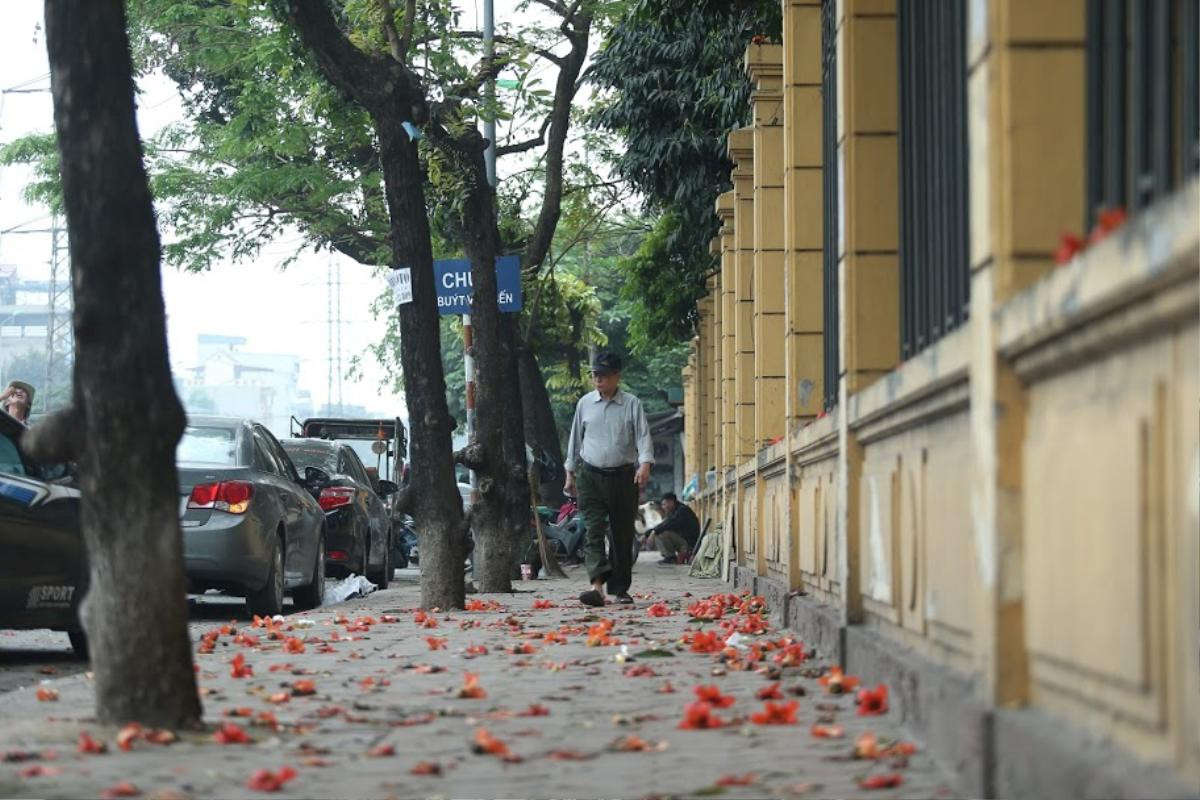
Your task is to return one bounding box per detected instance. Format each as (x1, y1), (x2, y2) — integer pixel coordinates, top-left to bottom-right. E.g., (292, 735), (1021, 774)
(343, 447), (389, 568)
(258, 427), (322, 585)
(250, 427), (307, 588)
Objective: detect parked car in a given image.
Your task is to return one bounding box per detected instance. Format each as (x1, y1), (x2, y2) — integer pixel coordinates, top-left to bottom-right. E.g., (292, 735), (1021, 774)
(178, 416), (327, 616)
(0, 410), (88, 657)
(280, 438), (397, 589)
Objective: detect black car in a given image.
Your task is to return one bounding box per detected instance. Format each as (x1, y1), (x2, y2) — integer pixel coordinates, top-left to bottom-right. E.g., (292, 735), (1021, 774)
(178, 417), (327, 615)
(0, 410), (87, 657)
(280, 438), (397, 589)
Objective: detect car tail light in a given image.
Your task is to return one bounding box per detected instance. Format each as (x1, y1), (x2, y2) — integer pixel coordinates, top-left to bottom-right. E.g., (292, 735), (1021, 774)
(318, 486), (355, 511)
(187, 481), (255, 514)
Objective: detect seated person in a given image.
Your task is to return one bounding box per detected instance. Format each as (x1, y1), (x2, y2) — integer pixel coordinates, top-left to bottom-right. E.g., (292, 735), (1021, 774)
(646, 492), (700, 564)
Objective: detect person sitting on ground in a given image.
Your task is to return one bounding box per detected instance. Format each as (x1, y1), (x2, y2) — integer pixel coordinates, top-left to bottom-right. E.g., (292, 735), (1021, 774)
(647, 492), (700, 565)
(0, 380), (35, 424)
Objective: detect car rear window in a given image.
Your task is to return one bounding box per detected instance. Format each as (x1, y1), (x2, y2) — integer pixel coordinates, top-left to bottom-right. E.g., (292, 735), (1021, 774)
(178, 426), (238, 465)
(281, 443), (338, 474)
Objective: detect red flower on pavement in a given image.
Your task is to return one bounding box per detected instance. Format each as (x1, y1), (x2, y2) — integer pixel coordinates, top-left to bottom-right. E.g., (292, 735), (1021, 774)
(818, 666), (860, 695)
(1089, 206), (1127, 244)
(368, 743), (396, 757)
(100, 781), (140, 798)
(518, 704), (550, 717)
(230, 653), (254, 678)
(143, 729), (177, 745)
(716, 774), (756, 786)
(532, 599), (556, 609)
(656, 681), (676, 694)
(413, 611), (438, 628)
(611, 734), (661, 752)
(77, 732), (108, 754)
(472, 728), (510, 756)
(686, 631), (724, 654)
(465, 644), (489, 656)
(18, 764), (61, 778)
(856, 684), (888, 716)
(693, 685), (735, 708)
(506, 642), (539, 655)
(678, 701), (727, 730)
(810, 723), (845, 739)
(283, 637), (305, 654)
(749, 700), (799, 725)
(35, 687), (58, 702)
(647, 602), (673, 617)
(116, 723), (143, 752)
(457, 672), (487, 699)
(255, 711), (280, 731)
(291, 679), (317, 696)
(756, 682), (783, 700)
(425, 636), (447, 651)
(855, 731), (879, 759)
(213, 722), (253, 745)
(265, 692), (290, 704)
(246, 766), (298, 792)
(773, 642), (807, 666)
(1054, 231), (1085, 265)
(410, 760), (443, 775)
(858, 773), (904, 790)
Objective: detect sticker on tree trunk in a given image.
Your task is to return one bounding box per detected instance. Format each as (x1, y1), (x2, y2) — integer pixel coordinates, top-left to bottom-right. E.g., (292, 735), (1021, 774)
(387, 268), (413, 306)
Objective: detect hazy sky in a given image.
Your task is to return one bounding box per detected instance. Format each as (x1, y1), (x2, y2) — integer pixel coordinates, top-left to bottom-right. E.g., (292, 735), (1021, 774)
(0, 0), (561, 419)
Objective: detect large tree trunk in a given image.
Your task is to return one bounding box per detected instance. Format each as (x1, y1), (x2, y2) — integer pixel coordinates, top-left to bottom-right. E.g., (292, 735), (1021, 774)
(499, 314), (529, 577)
(376, 122), (468, 610)
(44, 0), (200, 728)
(458, 144), (512, 594)
(517, 343), (565, 504)
(282, 0), (468, 609)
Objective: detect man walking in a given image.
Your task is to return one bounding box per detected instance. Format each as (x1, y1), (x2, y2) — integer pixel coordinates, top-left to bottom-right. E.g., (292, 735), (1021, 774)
(564, 352), (654, 606)
(647, 492), (700, 564)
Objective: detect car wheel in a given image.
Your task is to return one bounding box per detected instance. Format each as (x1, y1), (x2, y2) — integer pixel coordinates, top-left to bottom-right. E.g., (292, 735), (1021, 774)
(246, 533), (285, 617)
(368, 529), (391, 589)
(293, 532), (326, 610)
(67, 631), (89, 661)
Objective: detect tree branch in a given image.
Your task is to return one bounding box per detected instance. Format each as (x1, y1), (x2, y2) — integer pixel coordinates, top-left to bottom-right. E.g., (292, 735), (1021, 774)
(451, 31), (566, 68)
(495, 114), (553, 156)
(376, 0), (405, 62)
(399, 0), (417, 60)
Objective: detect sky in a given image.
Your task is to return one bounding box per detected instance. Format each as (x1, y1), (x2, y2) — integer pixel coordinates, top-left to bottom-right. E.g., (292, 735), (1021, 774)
(0, 0), (565, 420)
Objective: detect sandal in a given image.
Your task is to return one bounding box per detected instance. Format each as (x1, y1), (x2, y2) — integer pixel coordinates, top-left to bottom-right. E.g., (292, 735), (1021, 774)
(579, 589), (605, 607)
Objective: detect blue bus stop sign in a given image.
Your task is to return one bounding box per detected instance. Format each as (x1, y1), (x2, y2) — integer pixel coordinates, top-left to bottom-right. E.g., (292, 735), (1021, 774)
(434, 255), (522, 315)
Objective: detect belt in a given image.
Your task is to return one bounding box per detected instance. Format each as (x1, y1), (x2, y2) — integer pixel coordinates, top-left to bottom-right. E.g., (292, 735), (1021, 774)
(581, 461), (635, 476)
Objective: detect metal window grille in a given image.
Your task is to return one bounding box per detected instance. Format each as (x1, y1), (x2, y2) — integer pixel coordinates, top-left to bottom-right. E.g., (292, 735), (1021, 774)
(898, 0), (970, 361)
(1087, 0), (1200, 226)
(821, 0), (839, 411)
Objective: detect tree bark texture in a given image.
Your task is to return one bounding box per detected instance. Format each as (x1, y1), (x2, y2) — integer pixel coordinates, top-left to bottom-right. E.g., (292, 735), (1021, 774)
(283, 0), (467, 609)
(45, 0), (201, 727)
(499, 314), (530, 577)
(518, 342), (566, 504)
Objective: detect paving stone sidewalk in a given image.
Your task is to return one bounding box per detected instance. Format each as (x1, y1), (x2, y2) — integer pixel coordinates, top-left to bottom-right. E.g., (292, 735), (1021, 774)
(0, 561), (955, 799)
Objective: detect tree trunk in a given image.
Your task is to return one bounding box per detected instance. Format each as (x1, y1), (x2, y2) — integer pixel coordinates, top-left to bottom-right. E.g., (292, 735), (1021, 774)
(499, 314), (529, 577)
(517, 343), (566, 504)
(44, 0), (200, 728)
(376, 120), (468, 610)
(458, 141), (511, 594)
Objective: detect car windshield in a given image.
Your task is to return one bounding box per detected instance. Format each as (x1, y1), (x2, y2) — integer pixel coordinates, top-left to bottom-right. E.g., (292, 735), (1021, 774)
(178, 426), (238, 465)
(281, 443), (338, 474)
(0, 430), (26, 476)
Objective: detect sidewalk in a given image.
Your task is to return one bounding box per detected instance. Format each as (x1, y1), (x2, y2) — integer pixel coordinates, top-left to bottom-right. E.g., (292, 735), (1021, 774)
(0, 561), (955, 799)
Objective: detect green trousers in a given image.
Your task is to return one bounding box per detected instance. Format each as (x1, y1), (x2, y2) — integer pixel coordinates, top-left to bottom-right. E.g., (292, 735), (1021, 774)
(576, 465), (638, 595)
(656, 529), (689, 558)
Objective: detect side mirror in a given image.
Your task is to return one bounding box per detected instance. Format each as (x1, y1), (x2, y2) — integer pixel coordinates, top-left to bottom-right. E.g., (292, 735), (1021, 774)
(376, 479), (399, 497)
(303, 466), (331, 488)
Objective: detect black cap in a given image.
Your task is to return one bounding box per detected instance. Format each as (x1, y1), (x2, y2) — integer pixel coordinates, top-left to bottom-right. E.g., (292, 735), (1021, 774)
(590, 351), (622, 373)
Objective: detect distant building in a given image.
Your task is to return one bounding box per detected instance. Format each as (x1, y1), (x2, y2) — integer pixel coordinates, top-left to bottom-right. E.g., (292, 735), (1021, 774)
(0, 264), (52, 366)
(176, 334), (308, 437)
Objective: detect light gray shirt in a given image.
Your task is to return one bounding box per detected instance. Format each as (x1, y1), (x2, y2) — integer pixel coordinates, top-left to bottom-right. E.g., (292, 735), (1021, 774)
(564, 389), (655, 472)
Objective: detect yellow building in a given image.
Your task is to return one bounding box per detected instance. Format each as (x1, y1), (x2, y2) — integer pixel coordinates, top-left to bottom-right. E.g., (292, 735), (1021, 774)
(682, 1), (1199, 795)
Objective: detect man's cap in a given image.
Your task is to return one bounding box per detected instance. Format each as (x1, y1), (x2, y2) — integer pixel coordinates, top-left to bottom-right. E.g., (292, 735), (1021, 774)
(590, 352), (622, 373)
(6, 380), (34, 406)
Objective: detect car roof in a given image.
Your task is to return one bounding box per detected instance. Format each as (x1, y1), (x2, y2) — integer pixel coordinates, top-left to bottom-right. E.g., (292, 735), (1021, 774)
(186, 415), (252, 430)
(280, 438), (339, 452)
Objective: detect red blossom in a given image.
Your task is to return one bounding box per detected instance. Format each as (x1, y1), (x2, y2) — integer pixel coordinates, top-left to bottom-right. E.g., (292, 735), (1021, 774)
(693, 685), (735, 708)
(410, 760), (443, 775)
(425, 636), (448, 651)
(472, 728), (510, 756)
(230, 653), (254, 678)
(858, 773), (904, 790)
(532, 599), (556, 609)
(368, 743), (396, 757)
(678, 701), (726, 730)
(810, 723), (845, 739)
(246, 766), (298, 792)
(213, 722), (253, 745)
(756, 682), (783, 700)
(818, 666), (861, 695)
(716, 774), (756, 787)
(1055, 231), (1085, 265)
(100, 781), (140, 798)
(457, 672), (486, 699)
(77, 732), (107, 754)
(647, 602), (673, 617)
(518, 704), (550, 717)
(856, 685), (888, 716)
(35, 687), (58, 702)
(283, 637), (305, 654)
(291, 679), (317, 696)
(749, 700), (799, 725)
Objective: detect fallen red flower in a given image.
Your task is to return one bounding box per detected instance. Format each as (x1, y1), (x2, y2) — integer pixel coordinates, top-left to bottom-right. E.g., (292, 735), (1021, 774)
(549, 749), (591, 761)
(368, 743), (396, 757)
(230, 653), (254, 678)
(678, 701), (726, 730)
(647, 602), (673, 617)
(213, 722), (253, 745)
(233, 633), (261, 647)
(858, 773), (904, 790)
(532, 599), (556, 609)
(623, 665), (658, 678)
(265, 692), (290, 704)
(685, 630), (725, 654)
(750, 699), (799, 725)
(143, 729), (177, 746)
(465, 645), (489, 656)
(35, 687), (58, 702)
(693, 685), (735, 708)
(291, 679), (317, 696)
(1054, 231), (1085, 265)
(426, 636), (447, 651)
(857, 684), (888, 716)
(518, 704), (550, 717)
(810, 723), (845, 739)
(656, 681), (676, 694)
(472, 727), (510, 756)
(246, 766), (298, 792)
(100, 781), (140, 798)
(457, 672), (487, 699)
(254, 711), (280, 731)
(716, 773), (756, 787)
(756, 682), (783, 700)
(410, 760), (443, 775)
(773, 642), (807, 666)
(818, 666), (861, 695)
(116, 723), (143, 752)
(283, 637), (305, 654)
(77, 732), (108, 754)
(18, 764), (61, 778)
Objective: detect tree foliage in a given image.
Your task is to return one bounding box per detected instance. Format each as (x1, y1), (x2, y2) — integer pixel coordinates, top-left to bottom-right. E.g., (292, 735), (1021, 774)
(588, 0), (780, 350)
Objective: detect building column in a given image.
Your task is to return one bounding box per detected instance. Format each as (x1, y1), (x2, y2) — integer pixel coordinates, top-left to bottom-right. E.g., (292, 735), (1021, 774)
(728, 128), (757, 464)
(717, 192), (737, 482)
(748, 44), (787, 447)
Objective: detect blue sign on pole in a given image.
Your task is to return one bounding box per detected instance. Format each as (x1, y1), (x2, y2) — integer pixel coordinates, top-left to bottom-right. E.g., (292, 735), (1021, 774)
(434, 255), (522, 315)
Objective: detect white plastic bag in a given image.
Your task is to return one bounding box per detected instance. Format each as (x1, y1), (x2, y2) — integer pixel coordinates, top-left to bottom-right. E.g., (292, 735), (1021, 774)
(323, 573), (378, 605)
